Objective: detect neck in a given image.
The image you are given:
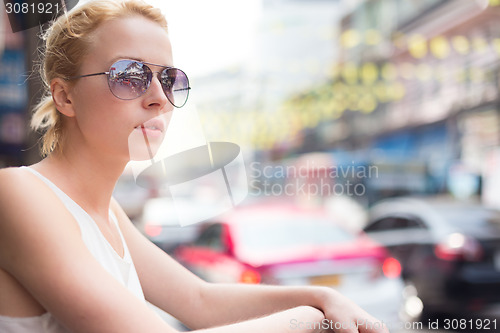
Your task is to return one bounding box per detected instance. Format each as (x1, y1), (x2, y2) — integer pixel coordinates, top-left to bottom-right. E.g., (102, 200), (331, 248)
(33, 146), (128, 218)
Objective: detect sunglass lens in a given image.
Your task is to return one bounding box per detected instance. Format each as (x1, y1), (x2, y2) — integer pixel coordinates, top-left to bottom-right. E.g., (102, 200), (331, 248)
(108, 60), (151, 100)
(161, 68), (190, 108)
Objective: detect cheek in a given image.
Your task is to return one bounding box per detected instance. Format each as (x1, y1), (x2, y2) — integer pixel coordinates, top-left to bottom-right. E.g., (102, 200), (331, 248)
(72, 79), (115, 119)
(71, 81), (132, 145)
(72, 74), (113, 103)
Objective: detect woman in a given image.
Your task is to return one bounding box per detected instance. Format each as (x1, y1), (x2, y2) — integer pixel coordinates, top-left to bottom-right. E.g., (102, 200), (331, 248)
(0, 1), (389, 332)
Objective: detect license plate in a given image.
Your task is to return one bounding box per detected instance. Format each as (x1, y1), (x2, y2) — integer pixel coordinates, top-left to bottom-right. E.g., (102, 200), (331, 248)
(310, 274), (341, 286)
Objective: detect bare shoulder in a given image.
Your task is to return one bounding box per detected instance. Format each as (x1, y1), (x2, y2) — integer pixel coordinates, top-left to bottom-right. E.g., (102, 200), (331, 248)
(0, 167), (81, 270)
(0, 166), (34, 188)
(0, 167), (76, 223)
(0, 167), (58, 202)
(0, 167), (48, 216)
(0, 169), (175, 332)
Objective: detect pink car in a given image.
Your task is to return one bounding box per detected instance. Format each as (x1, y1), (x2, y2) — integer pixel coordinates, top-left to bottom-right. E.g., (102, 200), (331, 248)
(175, 202), (405, 325)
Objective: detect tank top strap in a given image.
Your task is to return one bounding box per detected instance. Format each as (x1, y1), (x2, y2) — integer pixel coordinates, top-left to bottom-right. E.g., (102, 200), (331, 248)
(22, 166), (118, 225)
(20, 166), (144, 301)
(21, 166), (84, 215)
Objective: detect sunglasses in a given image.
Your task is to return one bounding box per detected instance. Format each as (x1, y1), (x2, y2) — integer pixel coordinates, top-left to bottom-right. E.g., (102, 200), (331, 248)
(67, 59), (191, 108)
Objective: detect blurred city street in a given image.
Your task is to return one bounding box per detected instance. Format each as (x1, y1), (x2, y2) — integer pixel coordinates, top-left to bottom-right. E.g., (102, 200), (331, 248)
(2, 0), (500, 331)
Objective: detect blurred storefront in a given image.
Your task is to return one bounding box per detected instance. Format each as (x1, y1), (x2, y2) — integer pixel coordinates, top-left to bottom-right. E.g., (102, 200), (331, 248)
(0, 10), (28, 167)
(0, 0), (79, 167)
(282, 0), (500, 204)
(2, 0), (500, 207)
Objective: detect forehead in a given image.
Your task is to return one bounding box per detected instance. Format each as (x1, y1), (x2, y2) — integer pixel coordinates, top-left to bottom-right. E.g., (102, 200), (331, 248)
(83, 16), (173, 70)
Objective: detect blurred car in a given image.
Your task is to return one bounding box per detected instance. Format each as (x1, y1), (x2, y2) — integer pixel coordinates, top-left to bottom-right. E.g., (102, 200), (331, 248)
(137, 196), (207, 252)
(365, 196), (500, 320)
(113, 171), (154, 221)
(174, 202), (405, 325)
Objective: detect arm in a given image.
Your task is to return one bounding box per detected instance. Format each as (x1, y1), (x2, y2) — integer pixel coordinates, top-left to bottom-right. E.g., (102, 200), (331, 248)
(0, 169), (178, 333)
(112, 200), (388, 333)
(0, 168), (355, 333)
(197, 306), (330, 333)
(195, 283), (386, 333)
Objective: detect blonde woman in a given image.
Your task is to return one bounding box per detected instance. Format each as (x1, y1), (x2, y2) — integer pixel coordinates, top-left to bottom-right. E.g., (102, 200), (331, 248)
(0, 1), (388, 332)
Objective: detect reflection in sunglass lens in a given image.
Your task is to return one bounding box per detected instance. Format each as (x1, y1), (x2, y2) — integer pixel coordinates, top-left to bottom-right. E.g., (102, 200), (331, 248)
(108, 60), (152, 100)
(161, 68), (189, 108)
(106, 59), (189, 107)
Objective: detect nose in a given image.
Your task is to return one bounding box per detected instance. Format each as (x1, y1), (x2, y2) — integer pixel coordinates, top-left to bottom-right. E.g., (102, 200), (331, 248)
(142, 73), (172, 113)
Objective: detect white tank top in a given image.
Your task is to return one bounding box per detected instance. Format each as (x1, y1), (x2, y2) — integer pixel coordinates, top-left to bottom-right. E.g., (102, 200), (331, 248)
(0, 167), (145, 333)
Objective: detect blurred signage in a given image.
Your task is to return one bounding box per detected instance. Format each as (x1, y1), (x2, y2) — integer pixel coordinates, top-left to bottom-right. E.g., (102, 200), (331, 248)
(0, 48), (27, 145)
(2, 9), (23, 49)
(447, 162), (480, 200)
(0, 112), (24, 144)
(460, 110), (500, 172)
(482, 148), (500, 207)
(0, 48), (27, 109)
(0, 4), (4, 56)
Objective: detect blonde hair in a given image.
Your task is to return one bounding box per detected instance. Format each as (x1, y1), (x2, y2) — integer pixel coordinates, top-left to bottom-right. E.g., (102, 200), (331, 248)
(32, 0), (168, 156)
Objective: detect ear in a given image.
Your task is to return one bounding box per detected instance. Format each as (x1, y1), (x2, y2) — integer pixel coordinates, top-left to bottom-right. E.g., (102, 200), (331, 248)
(51, 78), (76, 118)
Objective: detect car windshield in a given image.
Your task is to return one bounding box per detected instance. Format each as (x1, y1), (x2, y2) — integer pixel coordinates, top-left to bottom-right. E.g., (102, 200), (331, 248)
(232, 213), (355, 252)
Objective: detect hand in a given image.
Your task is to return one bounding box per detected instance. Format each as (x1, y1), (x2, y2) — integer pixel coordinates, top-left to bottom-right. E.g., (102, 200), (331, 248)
(318, 288), (390, 333)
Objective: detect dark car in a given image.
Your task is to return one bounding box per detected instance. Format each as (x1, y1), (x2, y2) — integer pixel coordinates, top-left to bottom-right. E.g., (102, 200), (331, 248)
(175, 202), (405, 326)
(365, 196), (500, 320)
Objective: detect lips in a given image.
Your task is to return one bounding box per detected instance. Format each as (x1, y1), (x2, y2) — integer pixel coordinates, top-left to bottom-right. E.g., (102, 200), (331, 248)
(135, 117), (166, 133)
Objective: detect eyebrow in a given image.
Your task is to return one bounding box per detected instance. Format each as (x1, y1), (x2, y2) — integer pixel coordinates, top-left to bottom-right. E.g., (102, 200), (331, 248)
(108, 56), (173, 68)
(110, 55), (144, 63)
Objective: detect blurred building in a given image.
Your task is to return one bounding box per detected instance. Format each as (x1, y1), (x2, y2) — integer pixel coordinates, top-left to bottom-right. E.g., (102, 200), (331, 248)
(0, 0), (79, 167)
(196, 0), (341, 150)
(283, 0), (500, 204)
(4, 0), (499, 207)
(0, 8), (28, 167)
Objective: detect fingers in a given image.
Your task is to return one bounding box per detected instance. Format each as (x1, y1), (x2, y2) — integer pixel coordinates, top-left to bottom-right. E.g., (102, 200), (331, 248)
(320, 317), (389, 333)
(319, 289), (390, 333)
(356, 319), (390, 333)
